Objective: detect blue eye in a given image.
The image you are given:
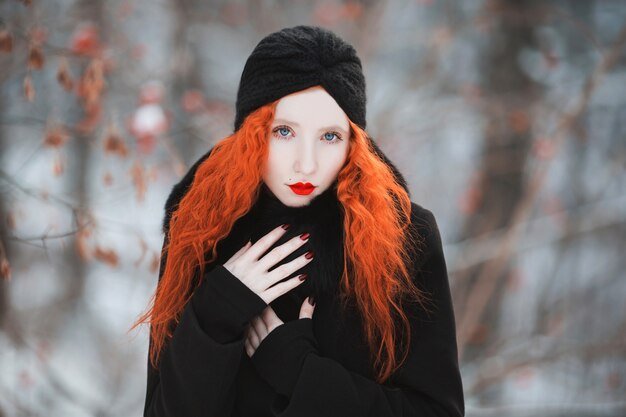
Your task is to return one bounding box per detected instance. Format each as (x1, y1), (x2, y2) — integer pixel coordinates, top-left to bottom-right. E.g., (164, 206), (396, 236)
(321, 131), (343, 144)
(272, 126), (343, 145)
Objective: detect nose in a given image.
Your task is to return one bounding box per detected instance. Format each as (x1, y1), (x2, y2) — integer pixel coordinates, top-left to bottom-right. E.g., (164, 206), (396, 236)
(294, 140), (317, 176)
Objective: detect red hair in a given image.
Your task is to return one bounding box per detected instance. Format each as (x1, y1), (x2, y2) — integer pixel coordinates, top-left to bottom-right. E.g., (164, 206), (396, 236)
(131, 99), (431, 383)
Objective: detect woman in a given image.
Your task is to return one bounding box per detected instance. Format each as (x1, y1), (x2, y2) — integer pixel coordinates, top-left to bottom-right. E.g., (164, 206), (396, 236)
(132, 25), (465, 417)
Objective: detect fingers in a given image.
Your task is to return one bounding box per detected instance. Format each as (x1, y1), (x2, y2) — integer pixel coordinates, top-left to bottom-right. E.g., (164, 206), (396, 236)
(261, 305), (283, 332)
(247, 322), (261, 347)
(256, 233), (310, 272)
(221, 224), (313, 307)
(246, 303), (312, 359)
(244, 337), (254, 358)
(244, 324), (258, 358)
(245, 306), (283, 358)
(251, 315), (268, 335)
(263, 273), (308, 302)
(265, 251), (313, 286)
(299, 296), (316, 319)
(241, 224), (289, 263)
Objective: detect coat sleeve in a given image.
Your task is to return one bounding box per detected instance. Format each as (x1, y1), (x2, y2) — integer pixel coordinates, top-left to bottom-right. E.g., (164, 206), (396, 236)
(143, 237), (268, 417)
(249, 206), (465, 417)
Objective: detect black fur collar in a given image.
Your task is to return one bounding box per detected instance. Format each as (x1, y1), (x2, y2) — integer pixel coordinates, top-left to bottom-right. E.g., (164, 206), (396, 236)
(161, 138), (410, 322)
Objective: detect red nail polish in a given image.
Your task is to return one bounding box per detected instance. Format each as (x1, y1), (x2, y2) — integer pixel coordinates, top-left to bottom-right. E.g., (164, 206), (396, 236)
(305, 250), (314, 259)
(299, 273), (308, 281)
(300, 232), (310, 240)
(281, 223), (290, 230)
(309, 296), (315, 306)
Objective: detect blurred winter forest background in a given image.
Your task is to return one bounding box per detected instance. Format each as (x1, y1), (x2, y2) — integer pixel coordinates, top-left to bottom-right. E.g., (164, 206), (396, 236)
(1, 0), (625, 416)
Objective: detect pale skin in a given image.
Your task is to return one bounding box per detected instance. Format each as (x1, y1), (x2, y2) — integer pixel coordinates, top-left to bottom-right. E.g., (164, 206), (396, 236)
(222, 225), (316, 358)
(262, 85), (351, 207)
(224, 85), (351, 357)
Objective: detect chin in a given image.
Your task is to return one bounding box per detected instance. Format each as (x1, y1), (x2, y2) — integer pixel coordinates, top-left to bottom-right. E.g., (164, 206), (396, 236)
(283, 192), (314, 207)
(288, 197), (313, 207)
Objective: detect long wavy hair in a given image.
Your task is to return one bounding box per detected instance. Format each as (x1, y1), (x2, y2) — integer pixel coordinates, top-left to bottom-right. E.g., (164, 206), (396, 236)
(131, 98), (431, 383)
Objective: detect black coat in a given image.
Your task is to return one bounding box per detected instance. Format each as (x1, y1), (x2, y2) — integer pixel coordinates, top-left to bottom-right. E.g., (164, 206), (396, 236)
(143, 144), (465, 417)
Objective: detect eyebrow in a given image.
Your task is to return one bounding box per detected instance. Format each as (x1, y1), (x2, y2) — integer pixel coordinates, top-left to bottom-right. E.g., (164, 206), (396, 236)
(272, 118), (349, 134)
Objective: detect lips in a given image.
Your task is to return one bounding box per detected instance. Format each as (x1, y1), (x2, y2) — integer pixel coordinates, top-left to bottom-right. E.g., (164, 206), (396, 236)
(288, 182), (316, 195)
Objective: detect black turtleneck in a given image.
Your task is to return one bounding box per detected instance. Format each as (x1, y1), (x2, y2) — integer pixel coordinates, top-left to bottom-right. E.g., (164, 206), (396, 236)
(207, 180), (346, 323)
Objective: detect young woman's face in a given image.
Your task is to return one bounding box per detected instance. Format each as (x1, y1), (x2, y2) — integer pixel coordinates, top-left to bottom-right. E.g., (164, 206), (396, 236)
(263, 86), (351, 207)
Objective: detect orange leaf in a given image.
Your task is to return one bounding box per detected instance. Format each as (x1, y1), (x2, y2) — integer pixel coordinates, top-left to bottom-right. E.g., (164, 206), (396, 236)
(57, 58), (74, 91)
(150, 252), (160, 274)
(75, 102), (102, 134)
(137, 135), (157, 155)
(103, 171), (113, 186)
(70, 23), (101, 57)
(94, 246), (119, 267)
(76, 227), (92, 261)
(28, 44), (45, 70)
(23, 75), (35, 102)
(44, 124), (71, 148)
(130, 160), (147, 202)
(52, 153), (64, 176)
(76, 58), (106, 107)
(181, 89), (206, 113)
(134, 238), (148, 268)
(0, 258), (11, 281)
(341, 1), (363, 19)
(103, 124), (129, 158)
(0, 30), (13, 53)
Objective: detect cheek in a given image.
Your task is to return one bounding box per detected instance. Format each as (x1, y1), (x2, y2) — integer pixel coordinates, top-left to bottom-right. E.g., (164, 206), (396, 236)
(324, 147), (349, 172)
(265, 144), (284, 176)
(266, 154), (286, 177)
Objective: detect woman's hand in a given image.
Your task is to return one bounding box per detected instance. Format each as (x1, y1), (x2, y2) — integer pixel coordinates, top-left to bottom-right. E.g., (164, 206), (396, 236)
(223, 224), (314, 305)
(244, 296), (316, 358)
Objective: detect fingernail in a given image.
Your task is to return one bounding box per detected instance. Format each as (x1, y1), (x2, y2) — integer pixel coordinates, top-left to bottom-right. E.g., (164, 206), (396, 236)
(299, 232), (310, 241)
(308, 296), (315, 306)
(305, 250), (314, 259)
(281, 223), (290, 230)
(299, 273), (308, 281)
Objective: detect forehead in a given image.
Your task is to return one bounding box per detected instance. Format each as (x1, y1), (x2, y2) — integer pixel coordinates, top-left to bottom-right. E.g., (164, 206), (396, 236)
(273, 86), (350, 132)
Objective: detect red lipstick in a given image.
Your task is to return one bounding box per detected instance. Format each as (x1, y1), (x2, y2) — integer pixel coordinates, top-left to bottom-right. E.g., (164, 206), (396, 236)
(288, 182), (316, 195)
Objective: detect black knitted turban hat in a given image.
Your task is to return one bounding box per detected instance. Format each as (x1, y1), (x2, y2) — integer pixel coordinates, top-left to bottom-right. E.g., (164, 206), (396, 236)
(233, 25), (367, 132)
